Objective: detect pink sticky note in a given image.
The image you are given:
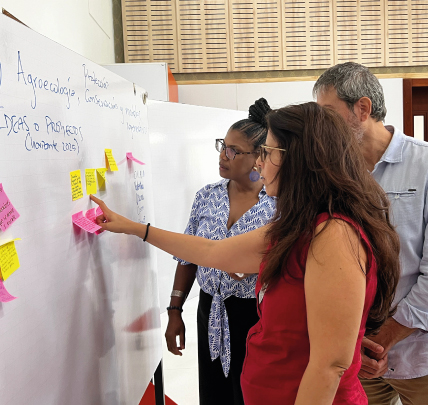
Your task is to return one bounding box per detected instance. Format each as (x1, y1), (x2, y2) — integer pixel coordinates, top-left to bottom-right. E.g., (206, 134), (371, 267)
(0, 279), (17, 302)
(126, 152), (145, 165)
(72, 211), (102, 234)
(84, 207), (104, 235)
(0, 183), (20, 232)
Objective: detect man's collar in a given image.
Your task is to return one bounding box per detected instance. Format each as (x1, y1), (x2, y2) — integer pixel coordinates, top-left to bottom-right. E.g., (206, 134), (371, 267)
(379, 126), (405, 163)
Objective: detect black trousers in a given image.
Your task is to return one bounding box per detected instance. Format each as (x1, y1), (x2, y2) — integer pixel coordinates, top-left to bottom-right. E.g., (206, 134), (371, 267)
(197, 289), (259, 405)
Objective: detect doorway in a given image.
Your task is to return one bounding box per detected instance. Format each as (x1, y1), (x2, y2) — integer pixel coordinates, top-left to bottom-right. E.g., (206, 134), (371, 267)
(403, 79), (428, 141)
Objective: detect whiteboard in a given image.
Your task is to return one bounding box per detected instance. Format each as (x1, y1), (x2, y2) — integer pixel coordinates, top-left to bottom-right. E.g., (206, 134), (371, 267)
(104, 63), (170, 102)
(0, 14), (161, 405)
(148, 100), (246, 310)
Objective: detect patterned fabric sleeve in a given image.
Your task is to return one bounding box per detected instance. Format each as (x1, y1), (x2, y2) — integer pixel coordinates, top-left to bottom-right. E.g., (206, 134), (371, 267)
(173, 188), (202, 265)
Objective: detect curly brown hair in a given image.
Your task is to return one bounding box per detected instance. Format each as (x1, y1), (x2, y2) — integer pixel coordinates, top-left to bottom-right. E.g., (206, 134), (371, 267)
(261, 102), (400, 335)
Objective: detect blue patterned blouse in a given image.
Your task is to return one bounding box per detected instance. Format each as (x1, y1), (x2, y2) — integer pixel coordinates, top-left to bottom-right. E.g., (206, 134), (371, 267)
(175, 179), (276, 377)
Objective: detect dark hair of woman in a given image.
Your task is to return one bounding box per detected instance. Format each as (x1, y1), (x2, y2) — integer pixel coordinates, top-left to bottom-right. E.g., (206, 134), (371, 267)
(261, 102), (400, 336)
(230, 97), (271, 149)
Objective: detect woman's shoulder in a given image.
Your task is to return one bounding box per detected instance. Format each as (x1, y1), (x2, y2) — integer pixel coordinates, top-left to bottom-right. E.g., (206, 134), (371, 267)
(314, 213), (363, 237)
(196, 179), (228, 197)
(192, 179), (228, 204)
(313, 213), (374, 270)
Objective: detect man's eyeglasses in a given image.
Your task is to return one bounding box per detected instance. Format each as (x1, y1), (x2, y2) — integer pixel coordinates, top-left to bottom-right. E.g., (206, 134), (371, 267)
(259, 145), (287, 163)
(215, 139), (258, 160)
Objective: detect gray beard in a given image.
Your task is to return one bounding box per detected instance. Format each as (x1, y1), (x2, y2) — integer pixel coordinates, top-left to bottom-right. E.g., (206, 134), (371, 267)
(349, 116), (364, 144)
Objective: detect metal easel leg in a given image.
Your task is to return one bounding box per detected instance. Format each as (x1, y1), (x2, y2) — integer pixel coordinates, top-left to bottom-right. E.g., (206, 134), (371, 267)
(153, 359), (165, 405)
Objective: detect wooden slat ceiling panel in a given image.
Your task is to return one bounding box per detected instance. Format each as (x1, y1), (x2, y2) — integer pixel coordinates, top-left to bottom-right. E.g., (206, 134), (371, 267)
(205, 0), (230, 71)
(149, 1), (179, 71)
(335, 0), (384, 66)
(410, 0), (428, 65)
(308, 1), (334, 68)
(386, 0), (428, 66)
(386, 0), (410, 66)
(123, 0), (179, 72)
(359, 0), (384, 66)
(177, 0), (205, 71)
(230, 1), (257, 70)
(122, 0), (427, 74)
(230, 0), (283, 71)
(283, 1), (309, 69)
(334, 0), (360, 63)
(123, 0), (150, 63)
(283, 1), (333, 70)
(255, 1), (282, 70)
(177, 0), (230, 72)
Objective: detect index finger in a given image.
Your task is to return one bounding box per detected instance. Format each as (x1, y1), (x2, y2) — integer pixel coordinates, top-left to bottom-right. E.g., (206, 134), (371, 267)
(90, 195), (110, 213)
(362, 337), (384, 354)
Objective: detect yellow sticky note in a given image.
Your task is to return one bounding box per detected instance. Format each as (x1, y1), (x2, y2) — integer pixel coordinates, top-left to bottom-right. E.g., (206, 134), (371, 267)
(0, 238), (21, 281)
(70, 170), (83, 201)
(105, 149), (118, 172)
(85, 169), (97, 195)
(96, 168), (107, 191)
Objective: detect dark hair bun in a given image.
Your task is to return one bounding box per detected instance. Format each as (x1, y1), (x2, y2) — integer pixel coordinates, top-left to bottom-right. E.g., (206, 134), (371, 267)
(248, 98), (271, 127)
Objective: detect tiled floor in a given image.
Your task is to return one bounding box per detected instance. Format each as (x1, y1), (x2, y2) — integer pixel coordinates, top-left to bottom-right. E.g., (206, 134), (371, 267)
(161, 296), (199, 405)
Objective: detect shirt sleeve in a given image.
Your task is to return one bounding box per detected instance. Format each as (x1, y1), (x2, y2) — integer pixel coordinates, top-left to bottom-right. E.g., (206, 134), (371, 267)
(173, 190), (201, 265)
(393, 187), (428, 332)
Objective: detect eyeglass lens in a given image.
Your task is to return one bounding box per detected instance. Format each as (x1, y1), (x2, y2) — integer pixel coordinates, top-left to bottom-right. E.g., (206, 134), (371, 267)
(216, 140), (236, 160)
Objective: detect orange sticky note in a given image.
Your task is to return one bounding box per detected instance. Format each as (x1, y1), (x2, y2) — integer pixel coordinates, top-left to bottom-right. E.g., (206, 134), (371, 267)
(70, 170), (83, 201)
(105, 149), (118, 172)
(0, 238), (21, 281)
(85, 169), (97, 195)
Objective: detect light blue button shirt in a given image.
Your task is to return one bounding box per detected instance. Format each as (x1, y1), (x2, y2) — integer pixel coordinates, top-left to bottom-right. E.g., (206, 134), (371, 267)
(175, 179), (276, 377)
(372, 126), (428, 379)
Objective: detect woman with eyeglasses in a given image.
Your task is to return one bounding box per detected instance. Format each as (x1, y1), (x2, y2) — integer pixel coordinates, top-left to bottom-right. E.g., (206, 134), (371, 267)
(91, 102), (400, 405)
(164, 98), (275, 405)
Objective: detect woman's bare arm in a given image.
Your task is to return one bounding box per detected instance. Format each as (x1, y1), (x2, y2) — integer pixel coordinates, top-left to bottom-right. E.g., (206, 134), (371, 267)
(295, 219), (367, 405)
(90, 195), (268, 275)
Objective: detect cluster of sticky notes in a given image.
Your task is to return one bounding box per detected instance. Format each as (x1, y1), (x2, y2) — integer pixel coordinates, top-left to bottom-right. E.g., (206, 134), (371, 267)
(0, 184), (20, 232)
(70, 150), (144, 201)
(70, 168), (108, 201)
(0, 238), (21, 281)
(72, 206), (104, 234)
(126, 152), (145, 165)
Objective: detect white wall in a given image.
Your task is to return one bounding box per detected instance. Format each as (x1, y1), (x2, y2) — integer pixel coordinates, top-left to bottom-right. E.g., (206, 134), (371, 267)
(179, 78), (404, 130)
(0, 0), (115, 64)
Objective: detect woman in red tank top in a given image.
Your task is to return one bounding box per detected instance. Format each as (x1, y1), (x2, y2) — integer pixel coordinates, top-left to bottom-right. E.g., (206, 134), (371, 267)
(91, 102), (400, 404)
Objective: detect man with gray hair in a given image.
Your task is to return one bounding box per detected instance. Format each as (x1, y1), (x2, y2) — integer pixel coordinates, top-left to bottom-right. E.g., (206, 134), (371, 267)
(314, 62), (428, 405)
